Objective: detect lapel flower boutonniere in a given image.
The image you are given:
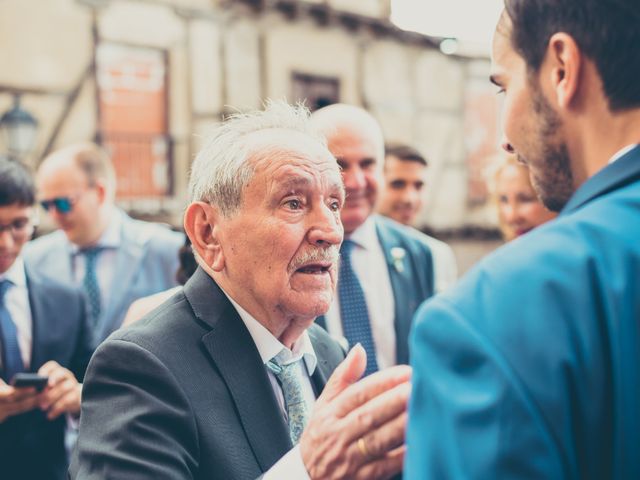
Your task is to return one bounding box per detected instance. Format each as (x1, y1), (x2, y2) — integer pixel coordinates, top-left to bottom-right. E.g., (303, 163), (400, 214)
(390, 247), (406, 273)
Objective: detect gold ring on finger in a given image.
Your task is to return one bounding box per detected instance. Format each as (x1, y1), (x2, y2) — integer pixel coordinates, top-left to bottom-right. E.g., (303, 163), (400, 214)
(357, 437), (371, 459)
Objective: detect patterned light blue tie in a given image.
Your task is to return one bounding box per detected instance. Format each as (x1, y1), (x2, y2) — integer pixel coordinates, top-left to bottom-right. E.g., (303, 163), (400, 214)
(338, 239), (379, 376)
(81, 247), (103, 326)
(0, 279), (24, 382)
(267, 349), (310, 445)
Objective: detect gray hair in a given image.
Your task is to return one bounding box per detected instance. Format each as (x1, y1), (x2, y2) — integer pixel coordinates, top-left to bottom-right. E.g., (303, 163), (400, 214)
(188, 100), (327, 217)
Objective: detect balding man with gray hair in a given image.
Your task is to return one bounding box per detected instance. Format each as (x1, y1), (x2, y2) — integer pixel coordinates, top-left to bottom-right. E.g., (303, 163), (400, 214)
(70, 101), (409, 480)
(311, 104), (436, 375)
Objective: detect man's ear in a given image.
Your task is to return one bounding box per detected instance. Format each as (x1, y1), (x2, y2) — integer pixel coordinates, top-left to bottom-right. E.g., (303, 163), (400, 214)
(545, 32), (582, 109)
(94, 180), (108, 204)
(184, 202), (225, 272)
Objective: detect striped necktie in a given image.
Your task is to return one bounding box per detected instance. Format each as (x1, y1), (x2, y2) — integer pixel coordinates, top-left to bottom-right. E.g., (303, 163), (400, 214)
(267, 349), (310, 445)
(0, 279), (24, 382)
(338, 239), (379, 376)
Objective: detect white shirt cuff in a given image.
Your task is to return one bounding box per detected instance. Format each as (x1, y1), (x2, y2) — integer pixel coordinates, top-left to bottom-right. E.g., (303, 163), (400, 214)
(262, 445), (310, 480)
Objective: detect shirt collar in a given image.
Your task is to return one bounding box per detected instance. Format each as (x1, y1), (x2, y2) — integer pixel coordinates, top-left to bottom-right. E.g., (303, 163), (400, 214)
(345, 215), (378, 251)
(222, 290), (317, 375)
(0, 256), (26, 287)
(609, 144), (639, 165)
(69, 208), (122, 254)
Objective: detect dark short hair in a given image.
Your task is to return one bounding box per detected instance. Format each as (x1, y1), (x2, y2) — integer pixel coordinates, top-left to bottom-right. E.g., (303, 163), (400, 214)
(0, 158), (36, 207)
(384, 144), (428, 167)
(505, 0), (640, 111)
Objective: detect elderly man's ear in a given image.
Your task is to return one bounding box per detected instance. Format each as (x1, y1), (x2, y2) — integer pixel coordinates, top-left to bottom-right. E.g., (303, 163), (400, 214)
(184, 202), (225, 272)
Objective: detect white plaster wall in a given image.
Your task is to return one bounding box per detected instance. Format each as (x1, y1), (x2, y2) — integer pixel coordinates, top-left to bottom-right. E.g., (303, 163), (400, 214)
(264, 18), (360, 104)
(190, 20), (223, 115)
(413, 114), (468, 230)
(415, 50), (465, 112)
(0, 0), (91, 89)
(98, 1), (185, 49)
(329, 0), (386, 17)
(224, 18), (262, 110)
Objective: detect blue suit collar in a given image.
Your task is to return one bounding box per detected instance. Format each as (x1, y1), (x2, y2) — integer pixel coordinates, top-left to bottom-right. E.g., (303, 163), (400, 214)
(562, 145), (640, 216)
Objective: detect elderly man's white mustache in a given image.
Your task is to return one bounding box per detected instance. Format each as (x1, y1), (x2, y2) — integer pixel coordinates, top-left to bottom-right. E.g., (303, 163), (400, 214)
(289, 245), (340, 273)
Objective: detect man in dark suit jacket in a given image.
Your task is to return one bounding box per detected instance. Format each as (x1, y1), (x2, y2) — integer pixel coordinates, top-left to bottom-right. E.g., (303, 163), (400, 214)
(311, 105), (435, 372)
(71, 101), (411, 479)
(0, 160), (92, 480)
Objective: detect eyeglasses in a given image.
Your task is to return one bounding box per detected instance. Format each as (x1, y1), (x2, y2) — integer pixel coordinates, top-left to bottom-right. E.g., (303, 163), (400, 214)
(0, 218), (36, 239)
(40, 196), (77, 214)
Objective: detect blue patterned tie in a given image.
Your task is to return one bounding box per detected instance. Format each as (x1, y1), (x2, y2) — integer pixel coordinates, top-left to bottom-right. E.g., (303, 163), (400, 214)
(338, 239), (379, 376)
(0, 279), (24, 382)
(81, 247), (102, 326)
(267, 349), (310, 445)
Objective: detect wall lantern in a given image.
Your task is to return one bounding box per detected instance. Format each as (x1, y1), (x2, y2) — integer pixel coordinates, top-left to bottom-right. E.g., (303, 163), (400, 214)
(0, 95), (38, 159)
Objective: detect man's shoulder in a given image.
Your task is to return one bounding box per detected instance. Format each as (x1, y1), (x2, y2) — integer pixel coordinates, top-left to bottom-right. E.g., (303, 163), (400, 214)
(122, 214), (183, 247)
(425, 204), (637, 334)
(23, 230), (68, 260)
(26, 266), (75, 293)
(25, 266), (85, 314)
(114, 290), (192, 339)
(374, 215), (433, 254)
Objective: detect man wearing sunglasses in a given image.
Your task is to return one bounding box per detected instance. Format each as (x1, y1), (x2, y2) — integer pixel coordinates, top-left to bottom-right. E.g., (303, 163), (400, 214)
(23, 143), (183, 348)
(0, 159), (93, 480)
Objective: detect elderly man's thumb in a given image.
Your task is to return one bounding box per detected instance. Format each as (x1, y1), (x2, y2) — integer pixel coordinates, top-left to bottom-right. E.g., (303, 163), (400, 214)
(317, 344), (367, 404)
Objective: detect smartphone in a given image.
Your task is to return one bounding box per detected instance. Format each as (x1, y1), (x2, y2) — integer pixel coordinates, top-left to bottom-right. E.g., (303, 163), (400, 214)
(10, 373), (49, 391)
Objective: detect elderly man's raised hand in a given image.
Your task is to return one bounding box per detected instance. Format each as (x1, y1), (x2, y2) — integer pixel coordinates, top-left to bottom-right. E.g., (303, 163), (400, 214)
(300, 344), (410, 480)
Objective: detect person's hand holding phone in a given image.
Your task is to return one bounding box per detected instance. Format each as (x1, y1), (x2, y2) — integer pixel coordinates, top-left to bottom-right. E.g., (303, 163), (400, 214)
(0, 379), (39, 423)
(37, 361), (81, 420)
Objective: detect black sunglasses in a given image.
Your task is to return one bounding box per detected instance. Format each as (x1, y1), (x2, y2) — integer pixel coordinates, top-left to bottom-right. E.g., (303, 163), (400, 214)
(40, 197), (75, 214)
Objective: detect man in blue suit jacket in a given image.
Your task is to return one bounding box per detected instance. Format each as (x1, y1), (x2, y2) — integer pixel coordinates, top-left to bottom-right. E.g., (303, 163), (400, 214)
(407, 1), (640, 479)
(0, 160), (93, 480)
(311, 104), (434, 372)
(23, 143), (183, 347)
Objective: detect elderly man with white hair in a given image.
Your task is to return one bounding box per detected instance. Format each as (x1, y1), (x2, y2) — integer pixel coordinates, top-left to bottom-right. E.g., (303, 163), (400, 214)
(70, 101), (410, 480)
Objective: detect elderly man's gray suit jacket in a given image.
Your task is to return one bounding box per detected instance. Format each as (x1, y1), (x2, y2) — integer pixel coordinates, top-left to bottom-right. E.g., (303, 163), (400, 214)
(69, 267), (346, 480)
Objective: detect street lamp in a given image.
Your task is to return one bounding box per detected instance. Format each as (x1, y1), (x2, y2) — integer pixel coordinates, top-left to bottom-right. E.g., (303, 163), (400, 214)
(0, 95), (38, 159)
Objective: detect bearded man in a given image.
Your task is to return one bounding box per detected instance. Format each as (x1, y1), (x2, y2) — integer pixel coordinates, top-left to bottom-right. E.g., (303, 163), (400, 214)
(407, 1), (640, 478)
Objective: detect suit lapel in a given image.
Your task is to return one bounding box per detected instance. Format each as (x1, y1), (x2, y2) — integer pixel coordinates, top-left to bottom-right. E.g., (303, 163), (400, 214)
(97, 218), (145, 337)
(314, 314), (327, 330)
(308, 328), (333, 394)
(375, 218), (415, 365)
(184, 269), (292, 472)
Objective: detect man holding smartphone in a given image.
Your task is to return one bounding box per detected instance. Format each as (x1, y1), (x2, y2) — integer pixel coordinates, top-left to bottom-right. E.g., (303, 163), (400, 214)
(0, 159), (93, 480)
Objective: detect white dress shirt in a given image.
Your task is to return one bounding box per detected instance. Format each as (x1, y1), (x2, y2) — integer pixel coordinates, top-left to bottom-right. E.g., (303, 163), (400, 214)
(223, 292), (315, 480)
(0, 257), (32, 370)
(70, 209), (122, 310)
(324, 216), (397, 369)
(609, 144), (638, 164)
